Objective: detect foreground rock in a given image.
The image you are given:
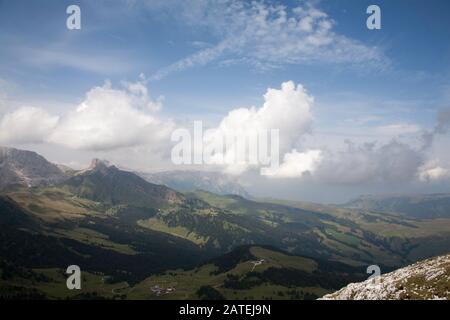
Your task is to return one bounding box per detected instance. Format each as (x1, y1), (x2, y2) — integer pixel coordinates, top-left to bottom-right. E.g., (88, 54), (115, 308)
(320, 254), (449, 300)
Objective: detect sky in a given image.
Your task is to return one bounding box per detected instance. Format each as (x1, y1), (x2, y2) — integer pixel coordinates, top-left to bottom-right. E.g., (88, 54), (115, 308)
(0, 0), (450, 203)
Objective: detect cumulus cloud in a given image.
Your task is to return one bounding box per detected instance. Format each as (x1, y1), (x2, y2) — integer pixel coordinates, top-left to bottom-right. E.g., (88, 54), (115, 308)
(199, 81), (316, 176)
(0, 80), (174, 151)
(416, 108), (450, 183)
(0, 107), (59, 144)
(2, 77), (447, 189)
(287, 107), (450, 186)
(315, 140), (424, 185)
(263, 149), (322, 178)
(150, 1), (386, 79)
(177, 81), (436, 183)
(49, 81), (173, 151)
(216, 81), (313, 152)
(418, 163), (450, 182)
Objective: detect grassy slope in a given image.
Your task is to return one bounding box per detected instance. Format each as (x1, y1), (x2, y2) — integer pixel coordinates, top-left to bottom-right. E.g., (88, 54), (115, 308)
(0, 267), (129, 299)
(0, 188), (208, 287)
(2, 186), (450, 300)
(257, 196), (450, 263)
(7, 187), (104, 222)
(128, 246), (330, 300)
(6, 186), (450, 268)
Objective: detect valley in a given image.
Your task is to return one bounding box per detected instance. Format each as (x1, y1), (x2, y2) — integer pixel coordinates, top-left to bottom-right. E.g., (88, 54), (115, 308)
(0, 146), (449, 299)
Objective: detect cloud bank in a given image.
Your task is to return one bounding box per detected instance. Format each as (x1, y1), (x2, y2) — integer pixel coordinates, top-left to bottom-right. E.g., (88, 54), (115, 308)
(1, 78), (449, 187)
(316, 140), (424, 185)
(0, 107), (59, 144)
(0, 80), (174, 151)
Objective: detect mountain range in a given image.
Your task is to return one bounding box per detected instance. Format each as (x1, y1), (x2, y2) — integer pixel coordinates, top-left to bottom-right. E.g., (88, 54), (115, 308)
(0, 146), (449, 300)
(343, 194), (450, 219)
(138, 170), (249, 198)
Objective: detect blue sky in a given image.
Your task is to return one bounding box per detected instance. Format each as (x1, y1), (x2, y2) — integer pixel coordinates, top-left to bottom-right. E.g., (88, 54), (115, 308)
(1, 0), (448, 116)
(1, 0), (450, 202)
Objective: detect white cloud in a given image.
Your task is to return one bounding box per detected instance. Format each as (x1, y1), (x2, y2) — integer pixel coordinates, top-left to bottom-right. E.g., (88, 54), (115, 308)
(2, 77), (447, 191)
(414, 108), (450, 183)
(418, 164), (450, 182)
(263, 149), (322, 178)
(0, 80), (174, 151)
(315, 140), (424, 185)
(151, 1), (387, 79)
(201, 81), (315, 176)
(0, 107), (59, 144)
(218, 81), (313, 152)
(175, 81), (434, 183)
(122, 79), (164, 112)
(49, 81), (174, 151)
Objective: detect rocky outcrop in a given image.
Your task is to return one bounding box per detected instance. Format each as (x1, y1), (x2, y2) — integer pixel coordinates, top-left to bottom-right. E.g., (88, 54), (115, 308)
(320, 254), (450, 300)
(0, 146), (67, 190)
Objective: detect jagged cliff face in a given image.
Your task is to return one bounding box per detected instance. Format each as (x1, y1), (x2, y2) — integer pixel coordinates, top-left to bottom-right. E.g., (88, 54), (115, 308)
(0, 147), (67, 190)
(320, 254), (450, 300)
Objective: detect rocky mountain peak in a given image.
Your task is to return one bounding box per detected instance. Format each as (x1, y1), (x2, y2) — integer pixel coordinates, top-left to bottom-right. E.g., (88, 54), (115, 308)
(88, 158), (112, 171)
(0, 146), (67, 190)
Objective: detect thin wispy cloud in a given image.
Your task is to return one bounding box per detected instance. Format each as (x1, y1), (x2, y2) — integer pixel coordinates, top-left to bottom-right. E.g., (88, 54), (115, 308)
(149, 1), (388, 80)
(17, 47), (134, 75)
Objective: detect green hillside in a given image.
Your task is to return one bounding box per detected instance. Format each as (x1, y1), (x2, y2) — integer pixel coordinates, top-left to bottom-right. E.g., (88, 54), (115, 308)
(1, 160), (450, 300)
(127, 245), (365, 300)
(61, 159), (184, 208)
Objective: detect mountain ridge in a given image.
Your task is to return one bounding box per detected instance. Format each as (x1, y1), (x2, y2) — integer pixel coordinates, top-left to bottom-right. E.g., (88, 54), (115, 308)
(343, 193), (450, 219)
(60, 159), (184, 208)
(0, 146), (67, 190)
(1, 146), (450, 299)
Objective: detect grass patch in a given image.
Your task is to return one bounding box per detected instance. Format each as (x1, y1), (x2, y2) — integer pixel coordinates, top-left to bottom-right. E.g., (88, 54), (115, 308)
(137, 218), (209, 245)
